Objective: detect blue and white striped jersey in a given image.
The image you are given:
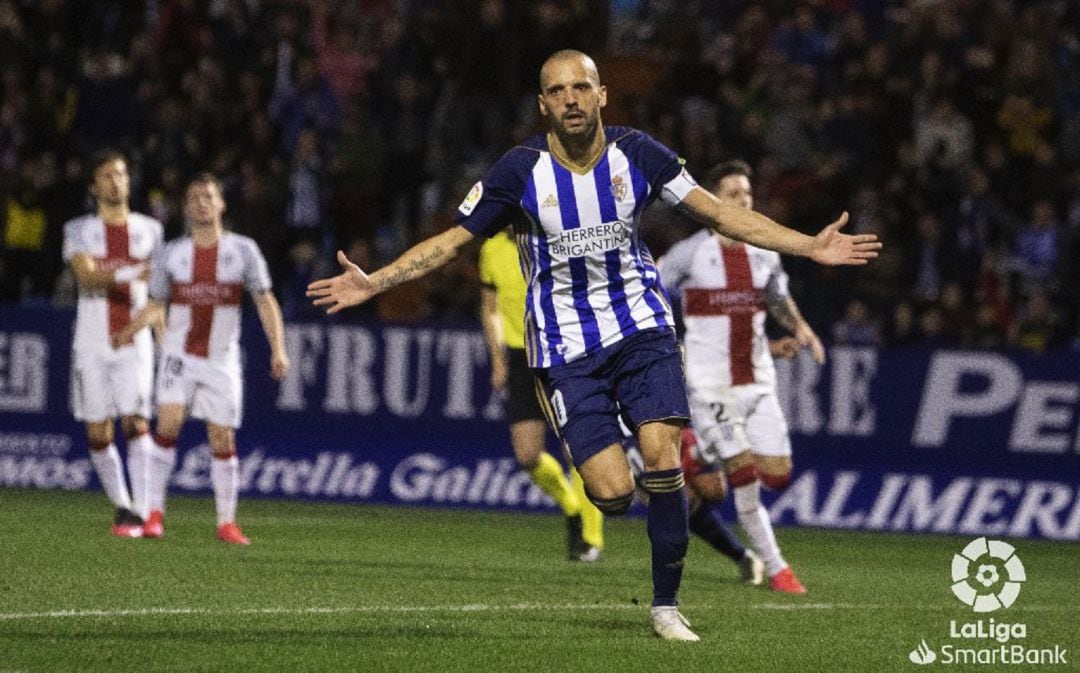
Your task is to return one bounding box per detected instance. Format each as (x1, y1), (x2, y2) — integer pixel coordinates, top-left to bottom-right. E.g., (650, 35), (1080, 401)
(455, 126), (699, 368)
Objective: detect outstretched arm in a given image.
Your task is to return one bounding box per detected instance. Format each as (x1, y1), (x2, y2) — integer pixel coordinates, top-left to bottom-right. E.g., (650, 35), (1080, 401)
(307, 226), (476, 314)
(254, 291), (290, 381)
(677, 187), (880, 265)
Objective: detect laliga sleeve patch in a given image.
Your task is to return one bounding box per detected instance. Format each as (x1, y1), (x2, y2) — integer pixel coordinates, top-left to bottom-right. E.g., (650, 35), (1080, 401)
(458, 181), (484, 216)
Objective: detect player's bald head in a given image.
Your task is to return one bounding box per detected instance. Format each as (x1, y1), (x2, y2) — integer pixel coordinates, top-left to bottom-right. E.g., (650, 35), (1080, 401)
(539, 50), (600, 91)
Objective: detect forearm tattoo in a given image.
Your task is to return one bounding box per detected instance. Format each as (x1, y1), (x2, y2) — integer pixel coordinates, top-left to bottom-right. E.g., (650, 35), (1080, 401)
(375, 245), (446, 292)
(769, 297), (802, 332)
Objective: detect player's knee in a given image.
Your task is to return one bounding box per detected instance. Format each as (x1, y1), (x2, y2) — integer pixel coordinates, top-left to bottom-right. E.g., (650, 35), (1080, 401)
(122, 417), (149, 439)
(153, 433), (178, 450)
(88, 438), (110, 452)
(207, 425), (235, 458)
(692, 472), (727, 503)
(727, 463), (758, 488)
(760, 471), (791, 492)
(588, 489), (635, 516)
(210, 443), (236, 460)
(86, 424), (112, 450)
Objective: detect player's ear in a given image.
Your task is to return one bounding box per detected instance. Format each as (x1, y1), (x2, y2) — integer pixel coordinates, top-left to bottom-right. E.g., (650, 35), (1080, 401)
(598, 84), (607, 108)
(537, 94), (549, 118)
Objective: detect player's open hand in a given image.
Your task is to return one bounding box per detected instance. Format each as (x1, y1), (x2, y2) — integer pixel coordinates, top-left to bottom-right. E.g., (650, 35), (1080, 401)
(809, 212), (881, 266)
(794, 323), (826, 365)
(306, 250), (375, 314)
(769, 337), (800, 360)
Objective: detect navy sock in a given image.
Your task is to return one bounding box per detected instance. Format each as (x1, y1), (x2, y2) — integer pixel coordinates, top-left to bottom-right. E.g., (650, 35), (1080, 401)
(640, 469), (689, 607)
(689, 505), (746, 562)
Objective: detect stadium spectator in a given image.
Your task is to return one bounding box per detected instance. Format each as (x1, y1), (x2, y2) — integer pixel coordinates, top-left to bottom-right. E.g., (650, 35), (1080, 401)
(0, 0), (1076, 349)
(908, 211), (955, 304)
(1009, 290), (1062, 354)
(308, 0), (375, 104)
(307, 50), (877, 641)
(284, 127), (326, 248)
(1012, 199), (1061, 294)
(885, 301), (918, 349)
(832, 298), (881, 347)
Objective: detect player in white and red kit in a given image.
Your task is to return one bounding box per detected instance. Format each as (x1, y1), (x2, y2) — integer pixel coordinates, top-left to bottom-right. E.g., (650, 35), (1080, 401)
(64, 151), (164, 537)
(659, 160), (826, 594)
(117, 173), (289, 544)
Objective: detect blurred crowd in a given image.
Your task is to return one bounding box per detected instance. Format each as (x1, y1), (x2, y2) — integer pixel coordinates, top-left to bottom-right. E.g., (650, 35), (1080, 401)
(0, 0), (1078, 352)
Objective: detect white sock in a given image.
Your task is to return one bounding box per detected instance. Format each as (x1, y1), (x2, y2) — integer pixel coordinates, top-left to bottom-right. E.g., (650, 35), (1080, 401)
(90, 444), (132, 510)
(148, 443), (177, 513)
(734, 480), (787, 577)
(127, 433), (152, 518)
(211, 455), (239, 526)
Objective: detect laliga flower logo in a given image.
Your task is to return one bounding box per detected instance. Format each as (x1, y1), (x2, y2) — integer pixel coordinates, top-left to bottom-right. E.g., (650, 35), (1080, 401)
(951, 537), (1025, 613)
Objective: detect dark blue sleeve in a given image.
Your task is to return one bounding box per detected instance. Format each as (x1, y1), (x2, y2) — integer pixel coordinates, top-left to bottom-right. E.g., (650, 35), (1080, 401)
(453, 148), (536, 238)
(617, 129), (685, 195)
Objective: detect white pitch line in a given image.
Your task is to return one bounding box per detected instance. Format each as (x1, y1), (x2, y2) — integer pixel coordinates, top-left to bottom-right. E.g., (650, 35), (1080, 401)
(0, 602), (1071, 622)
(0, 604), (638, 622)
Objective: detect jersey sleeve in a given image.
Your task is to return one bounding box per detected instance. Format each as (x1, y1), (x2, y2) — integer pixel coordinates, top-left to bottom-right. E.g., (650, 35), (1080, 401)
(620, 130), (699, 206)
(148, 245), (171, 302)
(657, 230), (707, 292)
(453, 148), (534, 239)
(61, 220), (85, 262)
(764, 252), (791, 303)
(242, 238), (273, 295)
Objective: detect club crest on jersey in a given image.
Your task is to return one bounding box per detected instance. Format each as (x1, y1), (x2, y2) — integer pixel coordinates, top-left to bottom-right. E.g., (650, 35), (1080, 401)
(541, 193), (559, 208)
(610, 175), (627, 202)
(458, 181), (483, 216)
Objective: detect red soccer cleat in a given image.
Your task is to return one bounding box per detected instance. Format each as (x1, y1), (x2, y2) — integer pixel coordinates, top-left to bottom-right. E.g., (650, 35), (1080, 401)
(110, 508), (144, 538)
(769, 567), (807, 594)
(143, 510), (165, 539)
(216, 522), (250, 545)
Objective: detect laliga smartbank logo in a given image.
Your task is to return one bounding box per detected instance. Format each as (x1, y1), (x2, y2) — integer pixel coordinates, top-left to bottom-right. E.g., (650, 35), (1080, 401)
(950, 537), (1025, 613)
(906, 537), (1068, 666)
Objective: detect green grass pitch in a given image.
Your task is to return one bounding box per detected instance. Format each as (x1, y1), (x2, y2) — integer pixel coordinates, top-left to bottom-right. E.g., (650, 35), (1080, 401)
(1, 488), (1076, 672)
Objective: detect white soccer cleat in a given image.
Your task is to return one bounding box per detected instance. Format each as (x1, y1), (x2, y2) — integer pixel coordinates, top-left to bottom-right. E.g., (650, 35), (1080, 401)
(651, 606), (700, 642)
(739, 549), (765, 585)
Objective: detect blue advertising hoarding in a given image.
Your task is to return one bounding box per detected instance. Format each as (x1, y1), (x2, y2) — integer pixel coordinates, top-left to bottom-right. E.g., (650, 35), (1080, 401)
(1, 305), (1078, 540)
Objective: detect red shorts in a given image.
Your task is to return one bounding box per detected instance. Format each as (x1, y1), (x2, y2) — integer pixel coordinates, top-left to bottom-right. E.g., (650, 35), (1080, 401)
(680, 427), (721, 482)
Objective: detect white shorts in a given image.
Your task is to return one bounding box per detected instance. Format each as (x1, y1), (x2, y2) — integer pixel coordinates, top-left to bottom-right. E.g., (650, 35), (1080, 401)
(156, 351), (243, 428)
(689, 383), (791, 464)
(70, 341), (154, 422)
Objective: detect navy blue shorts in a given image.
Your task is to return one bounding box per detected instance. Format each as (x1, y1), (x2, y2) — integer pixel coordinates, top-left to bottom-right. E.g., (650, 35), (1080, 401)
(535, 327), (690, 468)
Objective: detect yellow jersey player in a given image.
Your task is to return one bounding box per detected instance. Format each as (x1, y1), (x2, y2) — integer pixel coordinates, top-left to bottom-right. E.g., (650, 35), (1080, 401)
(479, 228), (603, 561)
